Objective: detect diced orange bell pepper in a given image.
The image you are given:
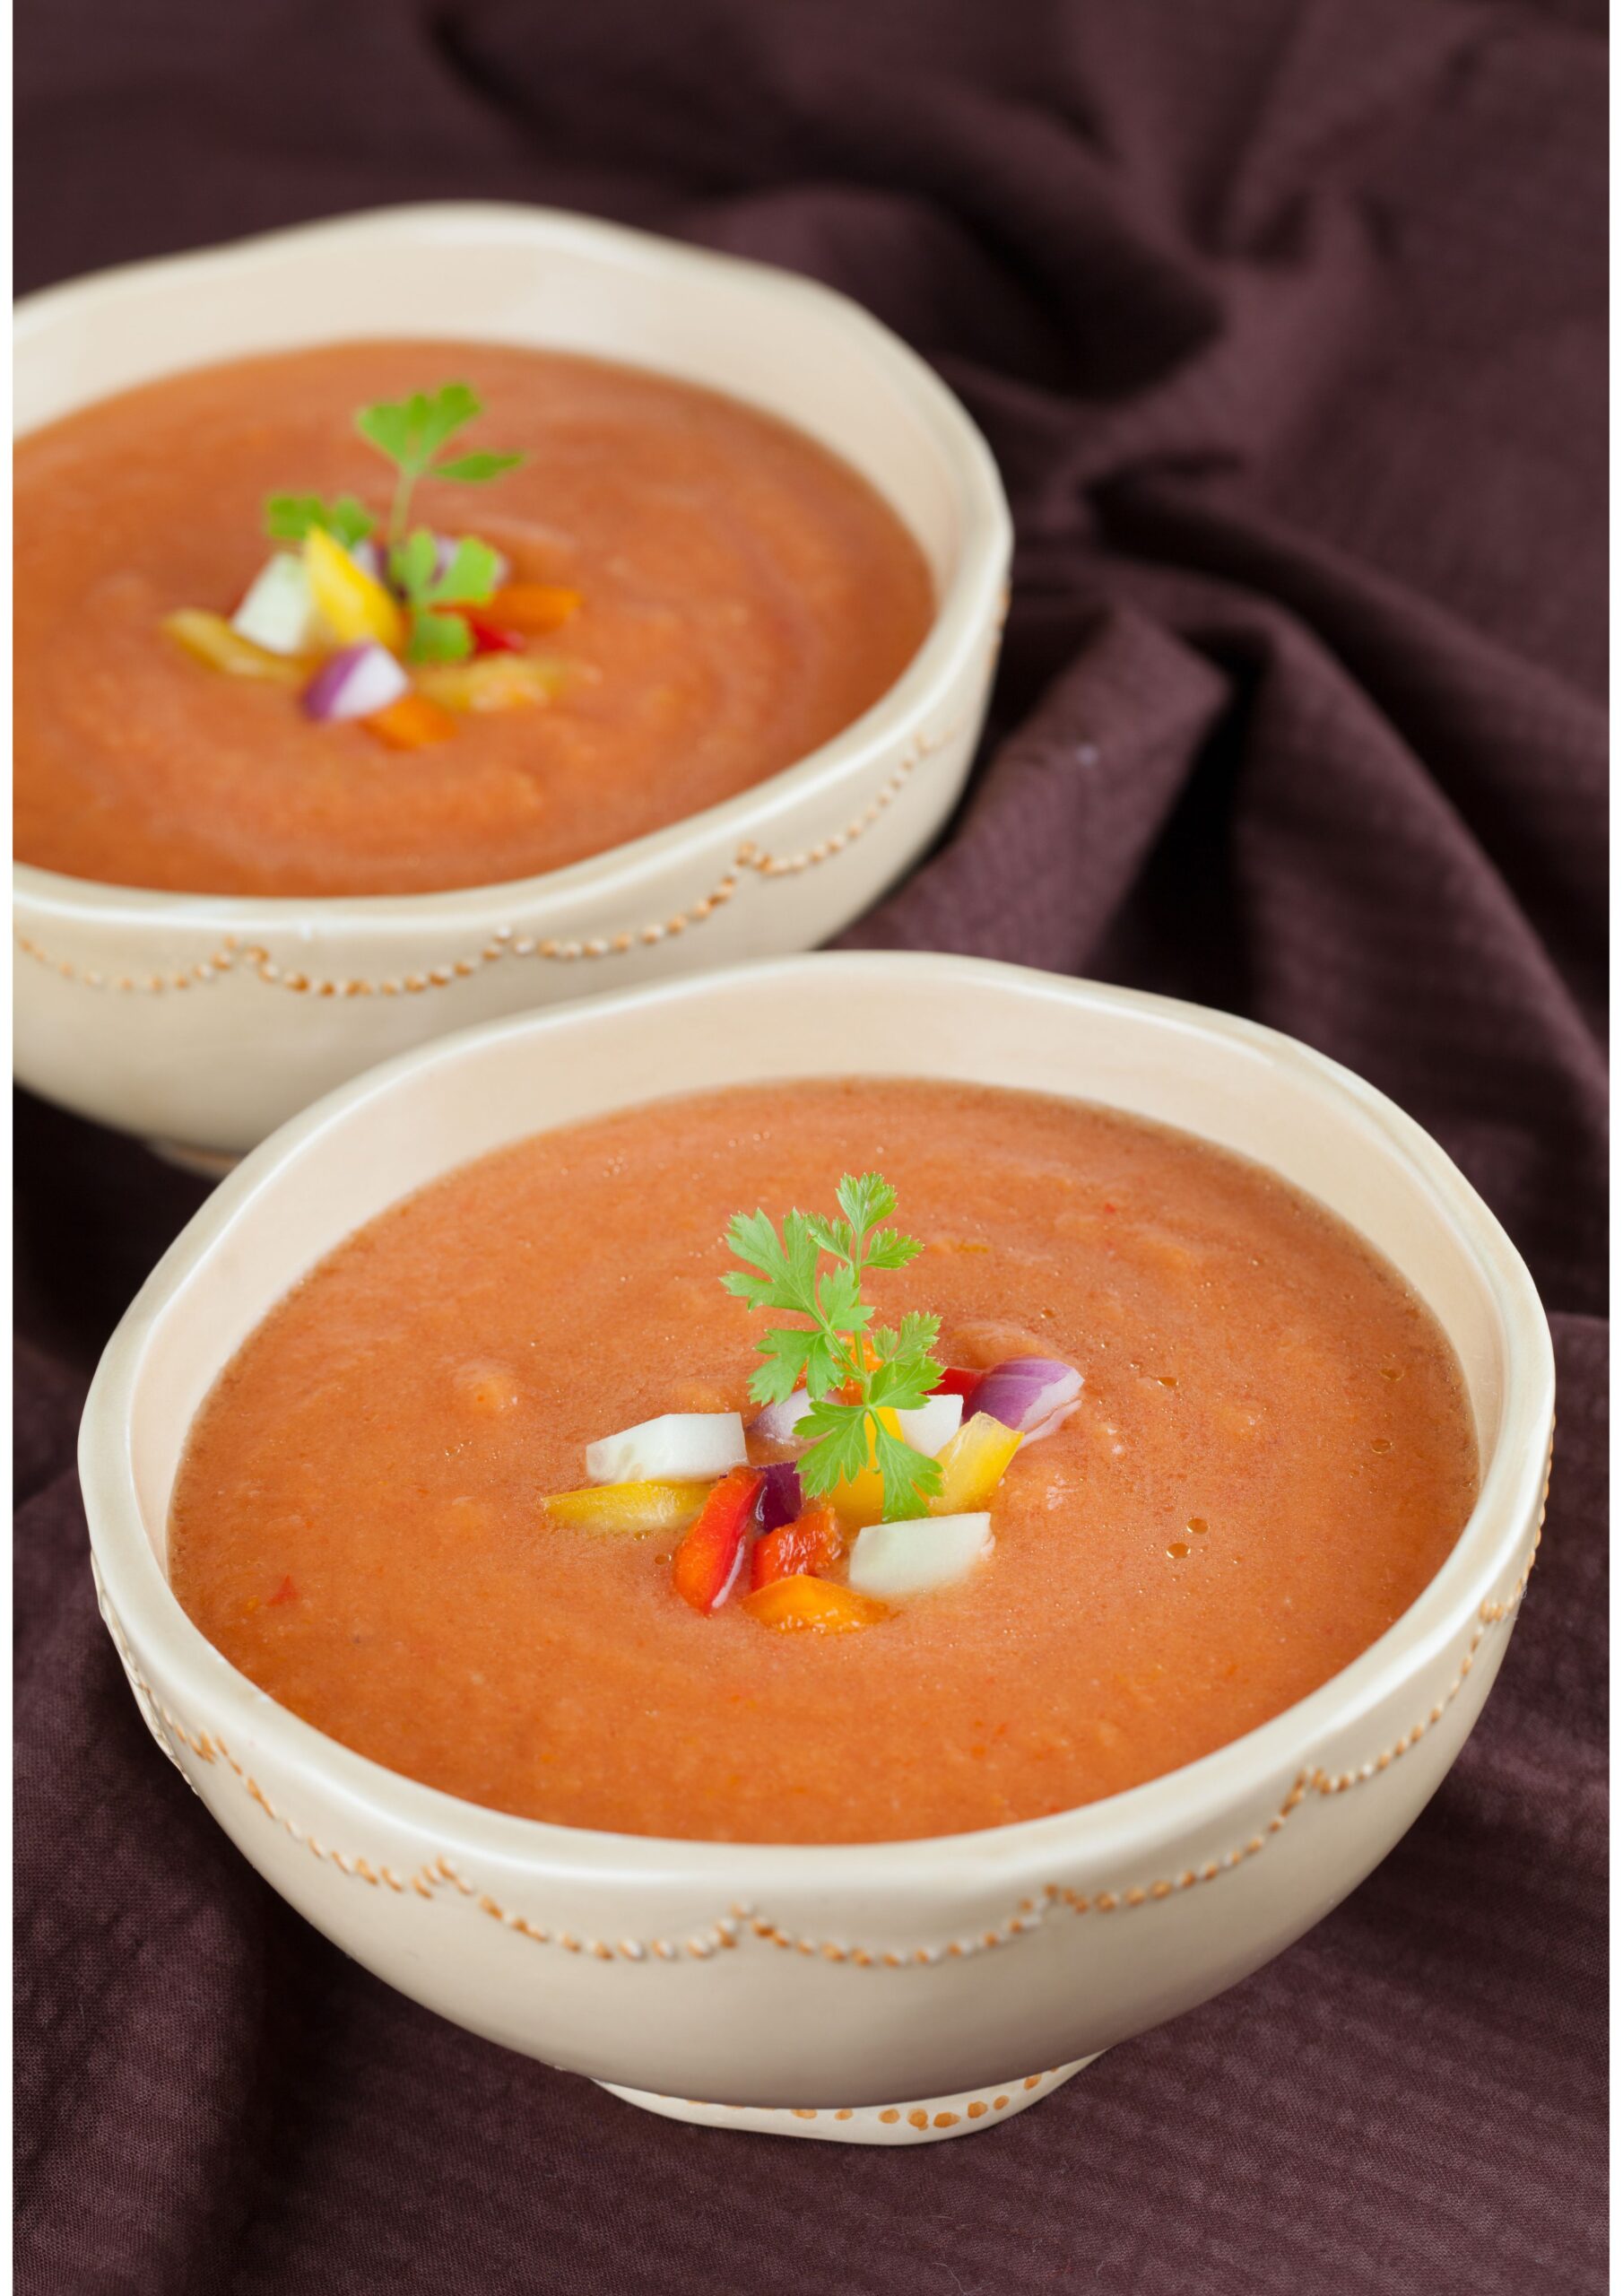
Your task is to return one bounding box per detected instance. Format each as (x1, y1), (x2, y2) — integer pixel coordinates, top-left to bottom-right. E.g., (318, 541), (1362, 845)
(741, 1577), (889, 1633)
(673, 1466), (764, 1613)
(930, 1411), (1023, 1514)
(489, 582), (581, 635)
(749, 1502), (844, 1591)
(542, 1481), (716, 1538)
(363, 692), (459, 750)
(161, 610), (308, 686)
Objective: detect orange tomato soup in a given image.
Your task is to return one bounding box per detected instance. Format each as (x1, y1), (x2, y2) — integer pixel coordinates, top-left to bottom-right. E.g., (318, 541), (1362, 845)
(168, 1082), (1478, 1843)
(14, 342), (933, 896)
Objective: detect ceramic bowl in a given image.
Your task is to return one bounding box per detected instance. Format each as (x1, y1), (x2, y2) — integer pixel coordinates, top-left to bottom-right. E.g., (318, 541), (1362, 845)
(79, 953), (1554, 2144)
(14, 204), (1011, 1165)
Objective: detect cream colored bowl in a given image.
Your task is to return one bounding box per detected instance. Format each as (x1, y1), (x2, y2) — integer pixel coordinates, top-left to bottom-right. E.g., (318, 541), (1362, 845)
(79, 954), (1553, 2144)
(14, 204), (1010, 1163)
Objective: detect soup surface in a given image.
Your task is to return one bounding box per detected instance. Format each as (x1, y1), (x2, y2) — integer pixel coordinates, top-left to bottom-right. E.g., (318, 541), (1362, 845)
(14, 342), (933, 896)
(169, 1081), (1478, 1844)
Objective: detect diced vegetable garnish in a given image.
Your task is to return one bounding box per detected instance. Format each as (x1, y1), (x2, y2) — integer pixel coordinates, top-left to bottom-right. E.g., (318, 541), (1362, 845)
(931, 1367), (985, 1408)
(455, 609), (525, 657)
(974, 1357), (1083, 1439)
(490, 581), (580, 634)
(740, 1576), (888, 1633)
(267, 1574), (299, 1606)
(673, 1467), (764, 1613)
(758, 1460), (803, 1532)
(588, 1411), (748, 1486)
(302, 640), (409, 723)
(161, 610), (308, 685)
(846, 1513), (993, 1599)
(749, 1501), (844, 1590)
(232, 552), (325, 657)
(892, 1393), (962, 1457)
(751, 1390), (815, 1444)
(929, 1412), (1023, 1514)
(303, 526), (406, 652)
(542, 1480), (715, 1538)
(363, 693), (458, 750)
(414, 654), (565, 713)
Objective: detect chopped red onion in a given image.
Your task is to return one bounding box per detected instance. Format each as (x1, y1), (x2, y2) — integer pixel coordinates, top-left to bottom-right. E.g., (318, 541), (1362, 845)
(758, 1461), (803, 1533)
(750, 1391), (813, 1445)
(349, 538), (386, 584)
(301, 641), (409, 723)
(974, 1357), (1082, 1438)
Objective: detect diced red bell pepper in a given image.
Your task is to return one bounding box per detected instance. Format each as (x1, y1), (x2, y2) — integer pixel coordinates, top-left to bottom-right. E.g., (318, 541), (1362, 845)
(932, 1367), (985, 1406)
(267, 1575), (299, 1606)
(749, 1502), (844, 1592)
(673, 1466), (764, 1613)
(450, 606), (525, 656)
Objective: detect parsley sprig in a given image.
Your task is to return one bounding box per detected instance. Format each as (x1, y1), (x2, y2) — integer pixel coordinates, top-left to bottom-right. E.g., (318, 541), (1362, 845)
(387, 531), (502, 663)
(261, 381), (525, 560)
(722, 1173), (944, 1521)
(355, 382), (524, 544)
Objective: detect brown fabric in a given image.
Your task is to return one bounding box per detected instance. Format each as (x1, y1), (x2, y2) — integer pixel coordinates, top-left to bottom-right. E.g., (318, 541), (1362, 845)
(14, 2), (1607, 2290)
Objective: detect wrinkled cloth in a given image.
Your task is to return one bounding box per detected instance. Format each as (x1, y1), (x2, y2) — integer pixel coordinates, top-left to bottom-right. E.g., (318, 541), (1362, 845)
(14, 3), (1607, 2291)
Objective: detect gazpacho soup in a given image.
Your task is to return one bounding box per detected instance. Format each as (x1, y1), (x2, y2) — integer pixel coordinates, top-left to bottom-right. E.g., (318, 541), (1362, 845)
(14, 343), (933, 897)
(169, 1081), (1480, 1845)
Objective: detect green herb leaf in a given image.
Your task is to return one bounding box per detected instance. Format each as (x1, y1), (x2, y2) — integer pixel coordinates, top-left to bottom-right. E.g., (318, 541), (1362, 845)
(264, 491), (376, 547)
(422, 536), (501, 607)
(748, 1326), (816, 1406)
(388, 530), (439, 599)
(405, 610), (474, 664)
(837, 1172), (898, 1237)
(872, 1420), (942, 1520)
(355, 399), (419, 468)
(721, 1172), (943, 1519)
(794, 1398), (875, 1493)
(435, 450), (526, 485)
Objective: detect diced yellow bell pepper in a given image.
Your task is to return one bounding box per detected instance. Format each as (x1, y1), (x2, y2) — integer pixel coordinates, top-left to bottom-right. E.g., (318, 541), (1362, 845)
(415, 654), (567, 714)
(161, 610), (308, 686)
(929, 1412), (1023, 1514)
(303, 526), (405, 653)
(542, 1480), (715, 1537)
(741, 1576), (889, 1633)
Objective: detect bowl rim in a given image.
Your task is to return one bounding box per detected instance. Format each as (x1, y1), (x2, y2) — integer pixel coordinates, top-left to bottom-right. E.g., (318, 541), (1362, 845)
(80, 951), (1555, 1892)
(14, 200), (1011, 932)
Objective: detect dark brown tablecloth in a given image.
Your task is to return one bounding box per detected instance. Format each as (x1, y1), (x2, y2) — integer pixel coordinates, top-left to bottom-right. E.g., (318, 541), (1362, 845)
(14, 3), (1607, 2290)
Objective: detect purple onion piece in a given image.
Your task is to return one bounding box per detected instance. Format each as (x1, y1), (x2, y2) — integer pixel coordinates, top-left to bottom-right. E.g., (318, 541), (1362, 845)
(349, 537), (385, 584)
(301, 641), (409, 724)
(750, 1391), (812, 1445)
(974, 1357), (1083, 1437)
(758, 1461), (803, 1534)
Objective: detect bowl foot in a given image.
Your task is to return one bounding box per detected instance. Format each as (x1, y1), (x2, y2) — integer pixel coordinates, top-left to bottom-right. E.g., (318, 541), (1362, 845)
(145, 1138), (241, 1179)
(596, 2055), (1099, 2143)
